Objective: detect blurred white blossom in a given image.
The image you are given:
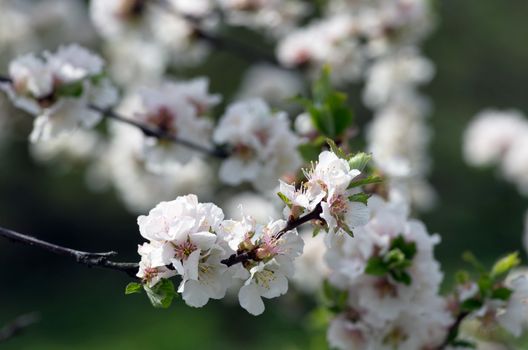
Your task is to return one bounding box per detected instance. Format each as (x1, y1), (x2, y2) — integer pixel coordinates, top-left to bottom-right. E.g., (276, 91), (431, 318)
(214, 98), (301, 191)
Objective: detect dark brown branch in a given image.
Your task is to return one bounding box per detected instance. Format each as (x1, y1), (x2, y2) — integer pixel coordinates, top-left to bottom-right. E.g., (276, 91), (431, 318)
(0, 76), (229, 159)
(0, 313), (40, 343)
(150, 0), (284, 67)
(436, 311), (470, 349)
(90, 105), (229, 159)
(0, 226), (139, 278)
(221, 204), (323, 267)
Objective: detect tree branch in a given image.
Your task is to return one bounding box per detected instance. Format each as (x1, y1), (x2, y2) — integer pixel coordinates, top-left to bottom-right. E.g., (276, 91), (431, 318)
(90, 105), (229, 159)
(221, 204), (323, 267)
(0, 226), (139, 278)
(0, 76), (229, 159)
(0, 313), (40, 343)
(437, 311), (470, 349)
(150, 0), (284, 68)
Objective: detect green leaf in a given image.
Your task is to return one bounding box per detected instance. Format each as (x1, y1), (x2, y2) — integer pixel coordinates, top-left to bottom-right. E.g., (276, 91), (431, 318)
(462, 251), (486, 273)
(322, 279), (348, 313)
(326, 138), (347, 159)
(298, 142), (321, 162)
(477, 275), (492, 296)
(455, 270), (471, 284)
(385, 248), (410, 270)
(491, 287), (513, 301)
(56, 81), (84, 98)
(348, 175), (383, 189)
(348, 192), (371, 205)
(307, 307), (332, 330)
(460, 298), (483, 312)
(390, 236), (417, 260)
(450, 340), (476, 348)
(90, 72), (107, 85)
(389, 269), (412, 286)
(300, 66), (354, 138)
(277, 192), (292, 208)
(348, 152), (372, 171)
(144, 279), (176, 309)
(340, 222), (355, 238)
(327, 93), (353, 136)
(490, 252), (520, 280)
(365, 256), (389, 276)
(125, 282), (142, 295)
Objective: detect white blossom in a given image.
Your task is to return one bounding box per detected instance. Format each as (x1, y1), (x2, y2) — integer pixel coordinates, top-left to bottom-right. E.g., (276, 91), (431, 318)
(236, 64), (304, 107)
(213, 98), (302, 191)
(218, 0), (307, 36)
(463, 109), (528, 167)
(281, 150), (370, 235)
(137, 194), (231, 307)
(277, 15), (365, 83)
(1, 44), (117, 142)
(227, 219), (304, 315)
(497, 273), (528, 337)
(363, 48), (434, 109)
(88, 122), (214, 213)
(292, 229), (330, 293)
(118, 79), (218, 171)
(325, 195), (451, 349)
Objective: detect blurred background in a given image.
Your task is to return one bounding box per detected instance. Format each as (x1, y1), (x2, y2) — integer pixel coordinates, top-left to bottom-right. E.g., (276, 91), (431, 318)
(1, 0), (528, 349)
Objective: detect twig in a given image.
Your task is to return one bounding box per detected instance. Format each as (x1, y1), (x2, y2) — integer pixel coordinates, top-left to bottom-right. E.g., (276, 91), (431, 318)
(150, 0), (284, 67)
(0, 226), (139, 278)
(90, 105), (229, 159)
(436, 311), (470, 349)
(221, 204), (323, 266)
(0, 312), (40, 343)
(0, 77), (229, 159)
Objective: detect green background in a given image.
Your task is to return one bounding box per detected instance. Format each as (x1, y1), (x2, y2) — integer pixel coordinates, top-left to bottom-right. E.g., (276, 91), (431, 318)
(2, 1), (528, 349)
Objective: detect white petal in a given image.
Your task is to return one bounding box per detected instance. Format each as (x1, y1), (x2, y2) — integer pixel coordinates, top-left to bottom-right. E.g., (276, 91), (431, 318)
(345, 202), (370, 228)
(190, 231), (217, 251)
(181, 279), (210, 308)
(260, 271), (288, 299)
(184, 249), (201, 280)
(238, 284), (265, 316)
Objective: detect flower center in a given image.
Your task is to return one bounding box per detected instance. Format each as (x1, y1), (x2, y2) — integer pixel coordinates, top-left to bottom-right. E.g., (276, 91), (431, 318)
(117, 0), (146, 19)
(146, 106), (176, 134)
(174, 241), (197, 260)
(383, 327), (408, 347)
(143, 267), (159, 282)
(234, 143), (255, 161)
(255, 270), (275, 289)
(374, 277), (398, 298)
(330, 195), (348, 216)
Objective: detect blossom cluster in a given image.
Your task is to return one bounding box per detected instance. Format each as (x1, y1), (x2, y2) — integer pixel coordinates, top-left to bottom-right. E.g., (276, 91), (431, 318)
(0, 44), (117, 143)
(0, 44), (305, 211)
(214, 98), (302, 191)
(135, 193), (304, 315)
(134, 148), (372, 315)
(279, 150), (370, 236)
(277, 0), (433, 81)
(464, 109), (528, 195)
(325, 196), (451, 349)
